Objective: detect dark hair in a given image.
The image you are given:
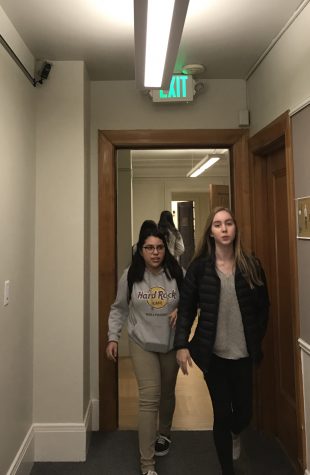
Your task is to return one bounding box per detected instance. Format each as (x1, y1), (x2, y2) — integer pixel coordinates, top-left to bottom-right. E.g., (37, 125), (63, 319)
(139, 219), (157, 234)
(158, 210), (178, 239)
(194, 206), (263, 288)
(132, 220), (157, 258)
(127, 223), (183, 296)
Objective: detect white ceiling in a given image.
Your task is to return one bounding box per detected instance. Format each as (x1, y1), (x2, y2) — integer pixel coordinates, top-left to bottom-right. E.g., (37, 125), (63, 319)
(0, 0), (305, 81)
(0, 0), (305, 176)
(131, 149), (230, 178)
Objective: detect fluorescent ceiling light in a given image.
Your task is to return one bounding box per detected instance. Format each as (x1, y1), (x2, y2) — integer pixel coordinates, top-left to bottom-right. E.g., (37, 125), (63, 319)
(187, 156), (221, 178)
(145, 0), (175, 88)
(134, 0), (189, 90)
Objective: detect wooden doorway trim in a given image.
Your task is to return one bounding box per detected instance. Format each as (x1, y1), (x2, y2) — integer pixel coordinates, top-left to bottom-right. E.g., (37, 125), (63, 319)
(249, 112), (305, 472)
(98, 128), (249, 430)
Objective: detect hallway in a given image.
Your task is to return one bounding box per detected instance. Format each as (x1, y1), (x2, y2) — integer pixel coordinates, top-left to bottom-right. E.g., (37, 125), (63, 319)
(119, 356), (213, 430)
(30, 429), (297, 475)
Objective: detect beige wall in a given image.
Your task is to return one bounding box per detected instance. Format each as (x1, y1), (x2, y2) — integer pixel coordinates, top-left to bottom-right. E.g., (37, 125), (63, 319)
(1, 12), (92, 463)
(247, 4), (310, 471)
(90, 80), (245, 400)
(292, 105), (310, 343)
(0, 5), (34, 75)
(247, 2), (310, 135)
(172, 191), (211, 247)
(0, 11), (36, 475)
(292, 106), (310, 472)
(83, 67), (91, 416)
(91, 79), (247, 130)
(132, 176), (230, 246)
(34, 61), (88, 423)
(2, 0), (309, 468)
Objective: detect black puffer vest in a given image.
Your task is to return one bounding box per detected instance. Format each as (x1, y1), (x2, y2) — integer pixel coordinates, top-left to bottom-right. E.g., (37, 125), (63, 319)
(174, 257), (269, 373)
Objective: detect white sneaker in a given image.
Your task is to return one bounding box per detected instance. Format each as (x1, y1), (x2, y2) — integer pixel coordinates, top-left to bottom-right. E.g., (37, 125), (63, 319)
(232, 433), (241, 460)
(143, 471), (158, 475)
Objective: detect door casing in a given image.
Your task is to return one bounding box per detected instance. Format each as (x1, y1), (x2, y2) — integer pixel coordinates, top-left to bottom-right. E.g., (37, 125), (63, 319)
(98, 128), (250, 430)
(249, 112), (305, 473)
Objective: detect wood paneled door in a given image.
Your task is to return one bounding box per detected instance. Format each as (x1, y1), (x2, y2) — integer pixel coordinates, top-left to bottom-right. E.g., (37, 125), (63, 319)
(249, 113), (305, 473)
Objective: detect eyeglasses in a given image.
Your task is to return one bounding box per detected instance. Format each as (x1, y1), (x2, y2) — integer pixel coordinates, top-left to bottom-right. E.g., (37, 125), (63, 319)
(143, 245), (165, 253)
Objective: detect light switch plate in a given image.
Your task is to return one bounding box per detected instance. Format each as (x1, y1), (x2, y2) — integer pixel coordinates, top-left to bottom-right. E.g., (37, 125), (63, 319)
(4, 280), (10, 306)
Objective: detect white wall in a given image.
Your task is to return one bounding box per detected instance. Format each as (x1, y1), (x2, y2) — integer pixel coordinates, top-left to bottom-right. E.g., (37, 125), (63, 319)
(0, 10), (36, 475)
(247, 2), (310, 135)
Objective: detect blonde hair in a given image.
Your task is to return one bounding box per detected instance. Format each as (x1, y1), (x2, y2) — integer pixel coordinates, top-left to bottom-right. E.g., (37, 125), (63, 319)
(194, 207), (263, 288)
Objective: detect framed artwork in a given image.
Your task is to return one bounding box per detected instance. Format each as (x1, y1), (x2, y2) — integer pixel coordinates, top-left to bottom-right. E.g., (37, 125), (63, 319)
(296, 196), (310, 239)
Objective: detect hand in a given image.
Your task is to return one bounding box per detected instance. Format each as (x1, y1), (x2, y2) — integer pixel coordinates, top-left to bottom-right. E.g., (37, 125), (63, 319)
(176, 348), (192, 375)
(106, 341), (118, 362)
(169, 308), (178, 328)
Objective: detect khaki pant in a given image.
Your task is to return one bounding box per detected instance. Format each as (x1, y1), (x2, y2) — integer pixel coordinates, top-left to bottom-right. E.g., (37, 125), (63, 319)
(129, 339), (179, 474)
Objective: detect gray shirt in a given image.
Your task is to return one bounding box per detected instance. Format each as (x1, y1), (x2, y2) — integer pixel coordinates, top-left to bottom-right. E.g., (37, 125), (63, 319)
(108, 268), (180, 353)
(213, 270), (249, 359)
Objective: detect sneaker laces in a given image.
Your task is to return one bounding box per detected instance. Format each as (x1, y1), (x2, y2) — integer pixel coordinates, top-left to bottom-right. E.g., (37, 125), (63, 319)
(157, 434), (170, 445)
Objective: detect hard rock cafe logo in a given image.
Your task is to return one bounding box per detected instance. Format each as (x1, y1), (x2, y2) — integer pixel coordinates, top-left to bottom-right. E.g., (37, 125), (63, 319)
(137, 287), (176, 309)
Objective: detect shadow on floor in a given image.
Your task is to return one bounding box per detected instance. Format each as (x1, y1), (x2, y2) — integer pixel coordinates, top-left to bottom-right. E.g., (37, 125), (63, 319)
(30, 429), (297, 475)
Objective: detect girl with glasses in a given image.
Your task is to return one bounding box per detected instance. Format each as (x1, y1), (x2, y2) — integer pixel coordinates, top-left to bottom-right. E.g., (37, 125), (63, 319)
(174, 207), (269, 475)
(106, 223), (183, 475)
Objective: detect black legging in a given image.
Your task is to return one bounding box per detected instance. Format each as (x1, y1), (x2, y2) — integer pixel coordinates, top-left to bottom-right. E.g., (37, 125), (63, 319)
(204, 354), (253, 475)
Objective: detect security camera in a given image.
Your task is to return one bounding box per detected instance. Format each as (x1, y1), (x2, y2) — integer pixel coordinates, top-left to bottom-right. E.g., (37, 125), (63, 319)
(39, 61), (52, 81)
(34, 61), (52, 86)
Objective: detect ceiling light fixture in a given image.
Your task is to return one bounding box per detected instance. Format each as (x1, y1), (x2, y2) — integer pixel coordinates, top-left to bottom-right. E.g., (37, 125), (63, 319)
(134, 0), (189, 90)
(187, 156), (221, 178)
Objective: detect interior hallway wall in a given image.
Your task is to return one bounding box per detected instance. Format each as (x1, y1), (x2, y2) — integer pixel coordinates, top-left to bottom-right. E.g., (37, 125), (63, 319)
(90, 78), (247, 418)
(0, 6), (92, 464)
(33, 60), (91, 460)
(0, 7), (36, 474)
(247, 2), (310, 135)
(292, 105), (310, 474)
(247, 3), (310, 472)
(83, 67), (91, 418)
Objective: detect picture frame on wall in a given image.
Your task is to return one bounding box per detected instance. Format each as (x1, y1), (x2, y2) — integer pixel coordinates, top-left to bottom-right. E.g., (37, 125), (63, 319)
(296, 196), (310, 239)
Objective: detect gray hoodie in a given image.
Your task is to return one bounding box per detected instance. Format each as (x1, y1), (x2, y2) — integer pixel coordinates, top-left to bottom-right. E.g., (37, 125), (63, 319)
(108, 268), (180, 353)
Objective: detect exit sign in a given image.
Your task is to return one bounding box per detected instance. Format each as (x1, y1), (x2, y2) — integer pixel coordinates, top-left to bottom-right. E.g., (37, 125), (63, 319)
(150, 75), (194, 103)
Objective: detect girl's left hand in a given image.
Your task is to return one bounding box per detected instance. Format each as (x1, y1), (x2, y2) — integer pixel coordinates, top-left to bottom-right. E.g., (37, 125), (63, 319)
(169, 308), (178, 328)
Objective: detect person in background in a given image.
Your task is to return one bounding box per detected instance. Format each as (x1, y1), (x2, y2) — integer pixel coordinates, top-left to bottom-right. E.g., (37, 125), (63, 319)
(174, 207), (269, 475)
(106, 223), (184, 475)
(158, 210), (185, 260)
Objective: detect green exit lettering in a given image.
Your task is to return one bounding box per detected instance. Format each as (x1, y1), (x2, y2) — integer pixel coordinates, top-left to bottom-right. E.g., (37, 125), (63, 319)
(159, 75), (188, 99)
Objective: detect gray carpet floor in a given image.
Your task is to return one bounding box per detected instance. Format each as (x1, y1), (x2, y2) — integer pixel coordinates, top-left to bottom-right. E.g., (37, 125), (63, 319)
(30, 429), (297, 475)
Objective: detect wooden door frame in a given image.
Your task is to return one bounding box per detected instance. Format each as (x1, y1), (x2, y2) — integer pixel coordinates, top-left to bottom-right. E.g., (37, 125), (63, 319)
(98, 128), (250, 430)
(249, 112), (305, 472)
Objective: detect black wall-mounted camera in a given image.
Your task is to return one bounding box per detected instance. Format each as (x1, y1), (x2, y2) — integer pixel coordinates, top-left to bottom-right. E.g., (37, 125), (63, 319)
(39, 62), (52, 81)
(34, 61), (52, 86)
